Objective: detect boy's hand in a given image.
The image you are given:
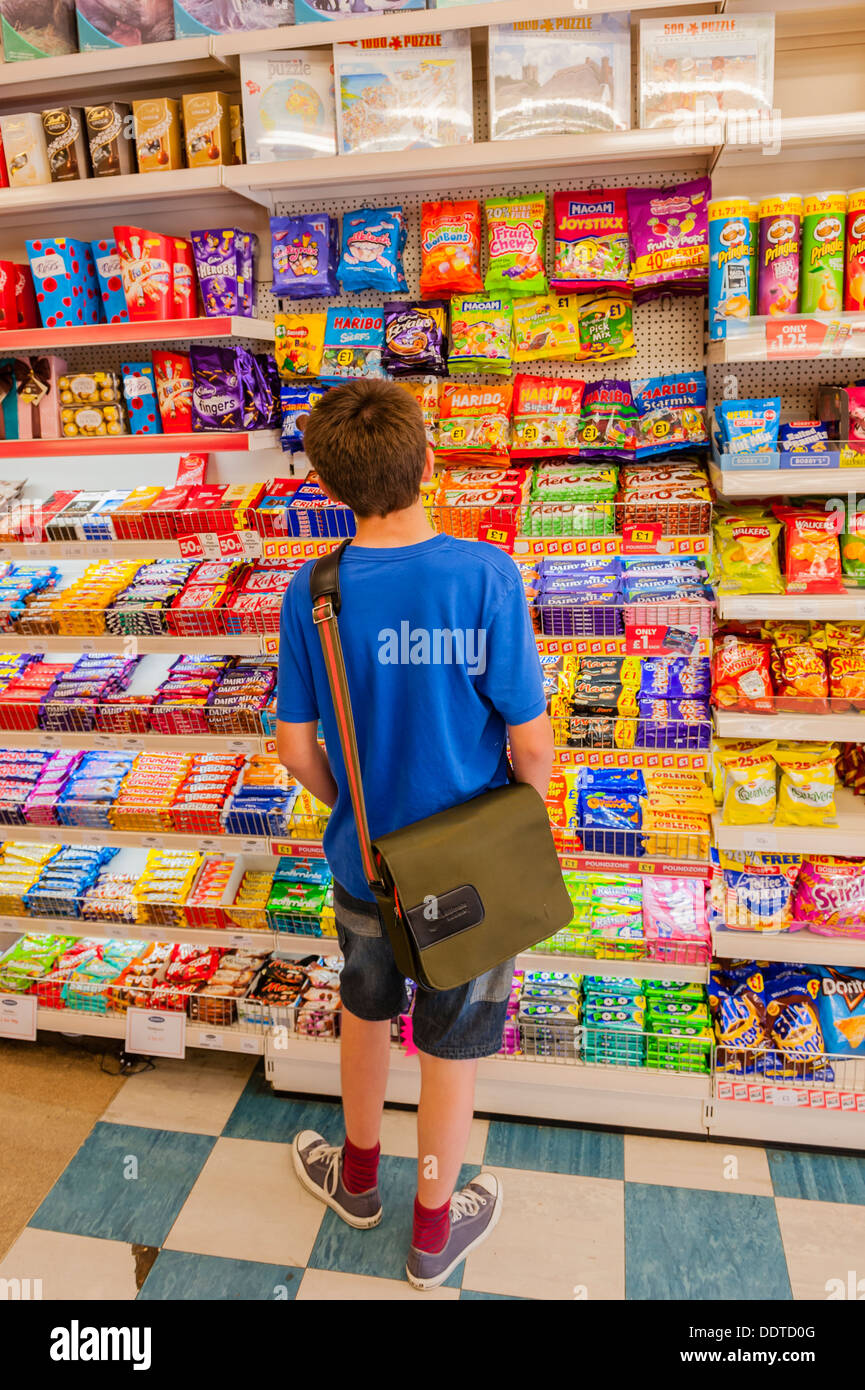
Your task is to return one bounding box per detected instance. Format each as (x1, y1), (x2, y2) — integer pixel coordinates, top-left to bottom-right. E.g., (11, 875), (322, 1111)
(508, 712), (555, 802)
(276, 720), (339, 810)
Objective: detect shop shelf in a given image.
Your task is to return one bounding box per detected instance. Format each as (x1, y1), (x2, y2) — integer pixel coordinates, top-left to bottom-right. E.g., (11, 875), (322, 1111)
(0, 430), (279, 458)
(713, 926), (865, 970)
(714, 708), (865, 742)
(706, 308), (865, 364)
(709, 462), (865, 499)
(0, 317), (275, 351)
(712, 785), (865, 857)
(717, 587), (865, 622)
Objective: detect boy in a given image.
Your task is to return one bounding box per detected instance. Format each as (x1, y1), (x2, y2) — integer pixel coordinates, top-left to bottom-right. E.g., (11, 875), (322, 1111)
(276, 379), (553, 1291)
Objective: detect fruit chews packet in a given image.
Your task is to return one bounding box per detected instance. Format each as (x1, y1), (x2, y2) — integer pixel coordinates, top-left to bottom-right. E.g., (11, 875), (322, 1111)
(484, 194), (547, 297)
(552, 189), (631, 294)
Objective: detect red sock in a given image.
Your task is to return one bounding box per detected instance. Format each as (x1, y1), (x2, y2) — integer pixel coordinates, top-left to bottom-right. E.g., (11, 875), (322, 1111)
(342, 1136), (380, 1195)
(412, 1195), (451, 1254)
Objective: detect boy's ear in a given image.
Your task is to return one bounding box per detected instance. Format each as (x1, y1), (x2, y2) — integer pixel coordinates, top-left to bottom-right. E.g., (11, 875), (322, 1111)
(422, 444), (436, 483)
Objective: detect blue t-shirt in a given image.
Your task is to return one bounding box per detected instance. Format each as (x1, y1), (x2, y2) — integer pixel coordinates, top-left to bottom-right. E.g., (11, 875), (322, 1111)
(276, 534), (545, 901)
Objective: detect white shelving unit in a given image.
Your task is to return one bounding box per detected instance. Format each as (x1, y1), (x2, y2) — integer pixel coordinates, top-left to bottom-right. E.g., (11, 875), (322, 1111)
(714, 709), (865, 742)
(717, 588), (865, 622)
(710, 463), (865, 499)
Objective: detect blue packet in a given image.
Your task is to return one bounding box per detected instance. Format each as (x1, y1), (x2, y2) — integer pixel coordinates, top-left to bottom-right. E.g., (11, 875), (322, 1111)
(320, 307), (385, 384)
(580, 768), (646, 794)
(716, 397), (781, 454)
(271, 214), (339, 299)
(338, 207), (406, 293)
(279, 381), (329, 453)
(779, 420), (831, 452)
(632, 371), (709, 457)
(578, 789), (642, 831)
(638, 657), (711, 700)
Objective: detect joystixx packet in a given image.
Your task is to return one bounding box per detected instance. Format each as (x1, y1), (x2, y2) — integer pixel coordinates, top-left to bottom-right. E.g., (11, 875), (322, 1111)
(552, 189), (631, 294)
(484, 194), (547, 298)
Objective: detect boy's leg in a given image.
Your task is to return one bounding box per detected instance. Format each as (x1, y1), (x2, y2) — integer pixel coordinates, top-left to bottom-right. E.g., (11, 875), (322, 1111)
(416, 1051), (478, 1208)
(340, 1008), (391, 1148)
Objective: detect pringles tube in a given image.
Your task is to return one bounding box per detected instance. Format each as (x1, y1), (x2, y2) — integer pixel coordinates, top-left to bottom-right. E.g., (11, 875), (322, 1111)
(757, 194), (801, 317)
(800, 191), (846, 313)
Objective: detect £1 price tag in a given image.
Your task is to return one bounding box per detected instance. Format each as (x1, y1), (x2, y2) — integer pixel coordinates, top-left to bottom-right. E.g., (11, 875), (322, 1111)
(621, 521), (663, 554)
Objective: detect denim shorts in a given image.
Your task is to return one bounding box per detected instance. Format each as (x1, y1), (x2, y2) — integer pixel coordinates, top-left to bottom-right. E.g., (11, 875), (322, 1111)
(333, 881), (515, 1061)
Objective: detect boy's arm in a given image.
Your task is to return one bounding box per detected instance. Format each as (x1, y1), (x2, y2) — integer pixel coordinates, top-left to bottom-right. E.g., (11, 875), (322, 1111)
(276, 720), (338, 810)
(508, 711), (555, 801)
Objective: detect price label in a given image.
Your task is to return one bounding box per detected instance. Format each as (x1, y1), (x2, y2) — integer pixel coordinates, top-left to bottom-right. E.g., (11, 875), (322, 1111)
(0, 992), (37, 1041)
(753, 831), (778, 850)
(0, 547), (11, 561)
(199, 837), (220, 851)
(121, 736), (144, 750)
(195, 1031), (224, 1051)
(141, 834), (164, 849)
(261, 635), (279, 655)
(237, 529), (262, 560)
(766, 1087), (800, 1107)
(92, 732), (115, 748)
(78, 831), (103, 847)
(240, 1036), (260, 1054)
(29, 642), (47, 657)
(24, 545), (45, 559)
(240, 837), (267, 854)
(262, 738), (277, 756)
(227, 739), (255, 755)
(79, 640), (98, 654)
(39, 733), (61, 748)
(229, 932), (261, 950)
(622, 521), (663, 554)
(126, 1006), (186, 1059)
(178, 535), (205, 560)
(217, 531), (244, 559)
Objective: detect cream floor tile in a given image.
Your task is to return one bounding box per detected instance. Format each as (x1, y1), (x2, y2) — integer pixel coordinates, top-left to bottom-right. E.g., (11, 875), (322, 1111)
(462, 1167), (624, 1300)
(624, 1136), (773, 1197)
(776, 1197), (865, 1300)
(296, 1268), (459, 1301)
(101, 1053), (256, 1136)
(0, 1227), (139, 1300)
(378, 1108), (488, 1166)
(163, 1136), (323, 1267)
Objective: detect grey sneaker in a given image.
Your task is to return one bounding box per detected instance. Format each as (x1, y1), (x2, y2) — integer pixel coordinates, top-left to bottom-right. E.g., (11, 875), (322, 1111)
(291, 1130), (382, 1229)
(406, 1173), (502, 1291)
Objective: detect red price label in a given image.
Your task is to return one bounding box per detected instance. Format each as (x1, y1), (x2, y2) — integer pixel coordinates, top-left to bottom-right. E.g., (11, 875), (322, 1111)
(178, 535), (204, 559)
(477, 519), (517, 552)
(218, 531), (244, 557)
(766, 318), (832, 360)
(621, 521), (663, 554)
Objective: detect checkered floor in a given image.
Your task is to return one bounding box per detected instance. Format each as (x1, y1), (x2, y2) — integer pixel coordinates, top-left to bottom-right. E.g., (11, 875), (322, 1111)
(2, 1050), (864, 1300)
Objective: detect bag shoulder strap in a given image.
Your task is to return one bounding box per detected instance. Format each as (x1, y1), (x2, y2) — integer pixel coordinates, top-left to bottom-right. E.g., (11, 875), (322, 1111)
(309, 541), (384, 893)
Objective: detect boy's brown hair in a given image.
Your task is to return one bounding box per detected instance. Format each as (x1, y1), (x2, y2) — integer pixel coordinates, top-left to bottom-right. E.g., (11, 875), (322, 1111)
(303, 379), (427, 518)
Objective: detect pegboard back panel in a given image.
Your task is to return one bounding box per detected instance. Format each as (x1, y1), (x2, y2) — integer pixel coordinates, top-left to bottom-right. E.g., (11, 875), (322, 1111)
(269, 164), (709, 383)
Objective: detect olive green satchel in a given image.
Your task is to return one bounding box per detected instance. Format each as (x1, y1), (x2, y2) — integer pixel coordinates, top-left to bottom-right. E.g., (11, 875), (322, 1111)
(310, 540), (573, 992)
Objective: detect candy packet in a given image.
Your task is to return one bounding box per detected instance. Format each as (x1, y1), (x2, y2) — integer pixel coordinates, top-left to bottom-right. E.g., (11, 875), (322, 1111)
(270, 214), (339, 299)
(280, 382), (329, 454)
(382, 301), (447, 377)
(511, 374), (585, 457)
(419, 200), (483, 298)
(449, 294), (513, 374)
(578, 379), (637, 460)
(397, 378), (439, 446)
(712, 635), (774, 713)
(484, 194), (547, 297)
(320, 307), (385, 383)
(190, 345), (243, 432)
(797, 865), (865, 940)
(436, 382), (512, 458)
(779, 420), (831, 452)
(274, 312), (325, 378)
(512, 293), (582, 362)
(627, 178), (710, 301)
(552, 188), (631, 294)
(632, 372), (709, 457)
(338, 207), (406, 294)
(577, 291), (634, 360)
(190, 228), (244, 316)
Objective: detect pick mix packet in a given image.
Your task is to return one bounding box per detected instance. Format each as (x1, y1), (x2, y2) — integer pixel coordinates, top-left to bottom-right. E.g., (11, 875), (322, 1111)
(627, 178), (710, 301)
(484, 194), (547, 297)
(552, 188), (631, 294)
(382, 300), (447, 377)
(270, 214), (339, 299)
(418, 200), (483, 298)
(338, 206), (406, 294)
(577, 291), (634, 360)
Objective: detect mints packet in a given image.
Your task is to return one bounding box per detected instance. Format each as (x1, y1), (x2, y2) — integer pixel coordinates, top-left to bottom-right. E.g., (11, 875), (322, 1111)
(338, 207), (406, 294)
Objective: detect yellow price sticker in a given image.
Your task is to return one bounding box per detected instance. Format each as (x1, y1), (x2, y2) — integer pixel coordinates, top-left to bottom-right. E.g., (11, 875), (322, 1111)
(485, 528), (507, 544)
(450, 425), (467, 442)
(522, 424), (539, 441)
(630, 528), (655, 544)
(336, 349), (354, 367)
(582, 424), (599, 442)
(652, 420), (670, 437)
